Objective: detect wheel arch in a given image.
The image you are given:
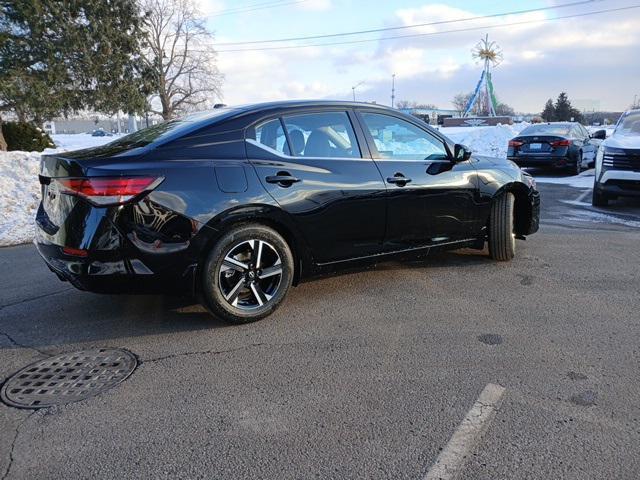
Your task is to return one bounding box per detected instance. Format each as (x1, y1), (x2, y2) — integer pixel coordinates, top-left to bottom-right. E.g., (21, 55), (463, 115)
(491, 182), (533, 236)
(194, 205), (311, 290)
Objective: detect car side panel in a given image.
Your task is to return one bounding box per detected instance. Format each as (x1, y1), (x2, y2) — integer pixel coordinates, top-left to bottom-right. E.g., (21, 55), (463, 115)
(244, 109), (388, 264)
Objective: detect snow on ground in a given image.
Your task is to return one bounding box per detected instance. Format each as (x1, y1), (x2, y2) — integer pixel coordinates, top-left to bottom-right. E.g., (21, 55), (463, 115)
(534, 171), (595, 189)
(0, 134), (120, 246)
(49, 133), (121, 152)
(0, 151), (43, 247)
(439, 123), (529, 159)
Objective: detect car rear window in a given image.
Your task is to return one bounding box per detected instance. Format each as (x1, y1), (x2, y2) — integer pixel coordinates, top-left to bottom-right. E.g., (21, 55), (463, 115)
(101, 108), (238, 150)
(521, 124), (571, 136)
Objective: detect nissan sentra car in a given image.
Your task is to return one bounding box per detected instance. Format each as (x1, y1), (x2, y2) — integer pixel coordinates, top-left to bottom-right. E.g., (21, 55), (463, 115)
(508, 122), (605, 174)
(36, 101), (540, 323)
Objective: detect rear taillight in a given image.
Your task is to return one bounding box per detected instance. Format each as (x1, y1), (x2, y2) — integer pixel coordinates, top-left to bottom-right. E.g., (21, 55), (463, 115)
(56, 176), (163, 206)
(508, 140), (523, 147)
(550, 139), (571, 147)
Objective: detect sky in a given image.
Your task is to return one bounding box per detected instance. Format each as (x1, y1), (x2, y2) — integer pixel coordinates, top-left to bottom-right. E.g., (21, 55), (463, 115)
(198, 0), (640, 113)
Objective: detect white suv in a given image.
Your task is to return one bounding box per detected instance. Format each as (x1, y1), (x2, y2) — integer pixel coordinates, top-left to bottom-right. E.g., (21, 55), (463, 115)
(593, 109), (640, 206)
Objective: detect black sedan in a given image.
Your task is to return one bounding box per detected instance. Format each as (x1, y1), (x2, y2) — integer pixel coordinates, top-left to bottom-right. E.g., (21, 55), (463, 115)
(508, 122), (606, 174)
(36, 101), (540, 323)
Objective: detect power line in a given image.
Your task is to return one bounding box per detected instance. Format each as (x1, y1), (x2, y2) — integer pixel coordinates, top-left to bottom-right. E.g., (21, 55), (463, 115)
(208, 0), (602, 46)
(207, 0), (308, 17)
(208, 5), (639, 53)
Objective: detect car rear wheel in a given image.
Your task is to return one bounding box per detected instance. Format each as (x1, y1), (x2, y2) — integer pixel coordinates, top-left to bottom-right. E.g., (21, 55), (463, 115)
(201, 224), (294, 324)
(572, 151), (583, 175)
(488, 192), (516, 261)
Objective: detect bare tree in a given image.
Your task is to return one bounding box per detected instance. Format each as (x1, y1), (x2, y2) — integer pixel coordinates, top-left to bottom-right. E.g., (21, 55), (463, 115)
(141, 0), (223, 120)
(452, 92), (473, 116)
(396, 100), (438, 110)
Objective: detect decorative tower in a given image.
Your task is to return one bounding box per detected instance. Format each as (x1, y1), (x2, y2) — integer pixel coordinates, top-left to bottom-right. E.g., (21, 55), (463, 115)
(464, 34), (503, 117)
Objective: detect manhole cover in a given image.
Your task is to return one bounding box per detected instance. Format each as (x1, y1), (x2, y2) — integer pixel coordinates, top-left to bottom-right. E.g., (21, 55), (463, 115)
(1, 348), (137, 409)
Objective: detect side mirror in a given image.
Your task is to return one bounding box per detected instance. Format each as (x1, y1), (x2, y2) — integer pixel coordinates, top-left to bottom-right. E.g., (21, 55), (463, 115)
(591, 129), (606, 140)
(453, 144), (472, 162)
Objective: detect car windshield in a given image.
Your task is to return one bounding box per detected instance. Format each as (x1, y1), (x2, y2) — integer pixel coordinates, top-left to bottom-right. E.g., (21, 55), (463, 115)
(520, 124), (571, 136)
(614, 111), (640, 136)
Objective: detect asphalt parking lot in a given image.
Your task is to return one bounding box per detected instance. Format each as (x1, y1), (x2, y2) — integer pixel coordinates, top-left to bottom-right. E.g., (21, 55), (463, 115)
(1, 175), (639, 479)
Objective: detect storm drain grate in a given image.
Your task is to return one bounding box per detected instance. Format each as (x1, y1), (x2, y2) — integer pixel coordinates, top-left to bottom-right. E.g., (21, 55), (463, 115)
(1, 348), (137, 409)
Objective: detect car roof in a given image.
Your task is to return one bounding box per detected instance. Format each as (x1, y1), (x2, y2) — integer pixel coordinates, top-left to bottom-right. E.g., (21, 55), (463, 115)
(231, 99), (396, 114)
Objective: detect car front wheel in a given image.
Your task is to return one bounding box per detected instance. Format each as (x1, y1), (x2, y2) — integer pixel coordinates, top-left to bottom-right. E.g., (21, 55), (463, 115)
(592, 183), (609, 207)
(488, 192), (516, 261)
(201, 224), (294, 324)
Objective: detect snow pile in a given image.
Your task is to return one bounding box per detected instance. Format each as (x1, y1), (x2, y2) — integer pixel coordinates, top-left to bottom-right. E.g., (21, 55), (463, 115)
(0, 151), (42, 246)
(440, 123), (529, 158)
(0, 134), (120, 246)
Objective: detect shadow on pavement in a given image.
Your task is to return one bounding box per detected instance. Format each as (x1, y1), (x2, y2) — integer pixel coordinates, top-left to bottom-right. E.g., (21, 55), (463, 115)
(0, 246), (492, 351)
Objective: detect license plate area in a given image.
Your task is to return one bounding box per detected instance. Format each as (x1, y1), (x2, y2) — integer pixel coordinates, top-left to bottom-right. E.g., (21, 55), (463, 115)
(529, 143), (542, 150)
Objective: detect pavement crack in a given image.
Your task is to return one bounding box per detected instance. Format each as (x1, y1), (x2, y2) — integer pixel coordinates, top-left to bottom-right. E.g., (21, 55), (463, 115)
(0, 288), (73, 312)
(0, 331), (50, 357)
(2, 411), (36, 480)
(144, 342), (266, 363)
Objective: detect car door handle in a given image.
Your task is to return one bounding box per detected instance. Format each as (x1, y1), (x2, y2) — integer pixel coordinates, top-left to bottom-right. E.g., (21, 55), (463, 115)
(386, 174), (411, 186)
(265, 174), (301, 187)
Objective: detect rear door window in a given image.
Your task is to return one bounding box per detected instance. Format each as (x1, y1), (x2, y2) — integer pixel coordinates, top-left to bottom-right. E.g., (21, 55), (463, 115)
(282, 112), (361, 158)
(252, 118), (290, 155)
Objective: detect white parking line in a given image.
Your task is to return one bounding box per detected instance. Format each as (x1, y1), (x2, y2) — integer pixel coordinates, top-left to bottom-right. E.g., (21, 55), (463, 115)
(575, 189), (592, 204)
(424, 383), (506, 480)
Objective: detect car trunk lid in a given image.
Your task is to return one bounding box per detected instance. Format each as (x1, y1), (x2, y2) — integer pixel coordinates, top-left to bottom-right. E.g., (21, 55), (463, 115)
(511, 135), (569, 154)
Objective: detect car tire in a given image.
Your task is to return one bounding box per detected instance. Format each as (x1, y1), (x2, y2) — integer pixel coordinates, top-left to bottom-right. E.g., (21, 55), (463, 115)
(200, 224), (294, 324)
(573, 151), (583, 175)
(592, 184), (609, 207)
(488, 192), (516, 262)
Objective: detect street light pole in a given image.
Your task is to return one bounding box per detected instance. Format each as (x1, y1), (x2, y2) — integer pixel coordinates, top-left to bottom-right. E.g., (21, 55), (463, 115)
(351, 81), (364, 102)
(391, 73), (396, 108)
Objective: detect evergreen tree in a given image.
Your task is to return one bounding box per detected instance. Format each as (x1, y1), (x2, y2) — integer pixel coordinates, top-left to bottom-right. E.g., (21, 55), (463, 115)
(0, 0), (149, 149)
(553, 92), (583, 122)
(541, 99), (555, 121)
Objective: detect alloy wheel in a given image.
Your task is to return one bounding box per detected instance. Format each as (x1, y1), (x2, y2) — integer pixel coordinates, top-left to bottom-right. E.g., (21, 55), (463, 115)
(218, 239), (283, 311)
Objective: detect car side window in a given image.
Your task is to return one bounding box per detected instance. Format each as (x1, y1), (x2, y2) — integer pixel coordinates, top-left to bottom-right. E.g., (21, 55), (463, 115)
(571, 125), (583, 139)
(282, 112), (361, 158)
(580, 125), (590, 138)
(252, 118), (290, 155)
(360, 112), (449, 161)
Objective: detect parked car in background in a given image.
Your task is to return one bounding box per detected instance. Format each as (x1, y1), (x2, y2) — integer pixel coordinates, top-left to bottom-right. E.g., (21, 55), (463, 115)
(36, 101), (540, 324)
(593, 109), (640, 206)
(91, 129), (113, 137)
(508, 122), (606, 174)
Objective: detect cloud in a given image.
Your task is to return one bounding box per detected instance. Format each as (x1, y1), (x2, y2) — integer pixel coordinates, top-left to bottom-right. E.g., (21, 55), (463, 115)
(215, 1), (640, 111)
(298, 0), (332, 11)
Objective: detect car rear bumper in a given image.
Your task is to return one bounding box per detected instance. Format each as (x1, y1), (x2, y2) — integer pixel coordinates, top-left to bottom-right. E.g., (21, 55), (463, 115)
(509, 156), (573, 168)
(35, 241), (197, 294)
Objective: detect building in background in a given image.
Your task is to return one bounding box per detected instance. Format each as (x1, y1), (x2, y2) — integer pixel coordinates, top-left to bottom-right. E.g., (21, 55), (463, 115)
(400, 108), (460, 125)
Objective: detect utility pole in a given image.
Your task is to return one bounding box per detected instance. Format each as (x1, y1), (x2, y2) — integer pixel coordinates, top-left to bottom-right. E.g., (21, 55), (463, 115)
(391, 73), (396, 108)
(634, 94), (638, 109)
(352, 81), (364, 101)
